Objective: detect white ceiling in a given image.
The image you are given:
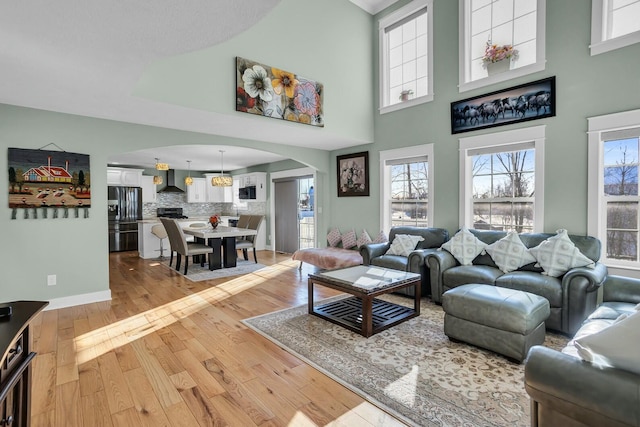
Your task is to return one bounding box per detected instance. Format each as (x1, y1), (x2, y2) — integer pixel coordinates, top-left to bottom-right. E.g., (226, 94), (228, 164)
(1, 0), (396, 171)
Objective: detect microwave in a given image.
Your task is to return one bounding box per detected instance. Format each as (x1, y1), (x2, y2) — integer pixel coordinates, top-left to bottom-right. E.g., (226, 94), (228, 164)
(238, 186), (256, 200)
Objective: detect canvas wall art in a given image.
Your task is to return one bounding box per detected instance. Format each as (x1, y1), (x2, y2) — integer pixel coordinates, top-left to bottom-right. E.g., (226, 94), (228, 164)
(8, 148), (91, 209)
(236, 57), (324, 127)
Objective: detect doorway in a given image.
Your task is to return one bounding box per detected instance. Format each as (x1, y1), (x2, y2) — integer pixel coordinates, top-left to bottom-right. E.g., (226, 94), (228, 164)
(274, 176), (315, 253)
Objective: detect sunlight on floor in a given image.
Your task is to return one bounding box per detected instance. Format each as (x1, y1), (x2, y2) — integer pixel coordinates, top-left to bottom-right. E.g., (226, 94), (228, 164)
(383, 365), (419, 408)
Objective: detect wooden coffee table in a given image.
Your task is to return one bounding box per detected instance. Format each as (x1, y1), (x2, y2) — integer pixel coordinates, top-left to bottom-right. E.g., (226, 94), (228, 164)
(308, 265), (421, 338)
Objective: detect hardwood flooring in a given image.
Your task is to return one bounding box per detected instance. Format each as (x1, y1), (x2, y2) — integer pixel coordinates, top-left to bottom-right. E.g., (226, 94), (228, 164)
(30, 251), (408, 427)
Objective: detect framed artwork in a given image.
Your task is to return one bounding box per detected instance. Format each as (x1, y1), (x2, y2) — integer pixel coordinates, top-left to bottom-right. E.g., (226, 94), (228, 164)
(337, 151), (369, 197)
(451, 76), (556, 134)
(236, 56), (324, 127)
(8, 148), (91, 209)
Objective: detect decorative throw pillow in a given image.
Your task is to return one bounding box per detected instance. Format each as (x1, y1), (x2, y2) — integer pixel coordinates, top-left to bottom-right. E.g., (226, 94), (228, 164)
(385, 234), (425, 257)
(440, 228), (487, 266)
(356, 229), (372, 248)
(529, 229), (595, 277)
(484, 231), (537, 273)
(326, 227), (342, 247)
(574, 311), (640, 375)
(373, 230), (389, 244)
(341, 229), (357, 249)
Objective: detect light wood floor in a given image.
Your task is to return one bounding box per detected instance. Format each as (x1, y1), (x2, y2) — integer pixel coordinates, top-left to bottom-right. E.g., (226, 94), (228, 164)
(29, 251), (408, 427)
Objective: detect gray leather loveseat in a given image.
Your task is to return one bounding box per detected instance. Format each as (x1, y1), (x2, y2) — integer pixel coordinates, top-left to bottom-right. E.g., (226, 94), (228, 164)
(524, 275), (640, 427)
(360, 226), (449, 297)
(426, 229), (607, 335)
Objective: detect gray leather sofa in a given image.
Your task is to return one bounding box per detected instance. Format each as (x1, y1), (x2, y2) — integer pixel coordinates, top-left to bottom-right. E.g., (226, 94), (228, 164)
(360, 226), (449, 297)
(426, 229), (608, 335)
(524, 275), (640, 427)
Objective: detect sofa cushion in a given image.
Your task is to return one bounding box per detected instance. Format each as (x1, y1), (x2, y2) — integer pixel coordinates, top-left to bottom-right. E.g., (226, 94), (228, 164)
(484, 231), (537, 273)
(371, 255), (409, 272)
(495, 271), (563, 308)
(440, 228), (487, 265)
(373, 230), (389, 244)
(327, 227), (342, 247)
(341, 229), (357, 249)
(386, 234), (424, 257)
(443, 265), (503, 287)
(356, 229), (372, 248)
(588, 301), (638, 321)
(529, 229), (595, 277)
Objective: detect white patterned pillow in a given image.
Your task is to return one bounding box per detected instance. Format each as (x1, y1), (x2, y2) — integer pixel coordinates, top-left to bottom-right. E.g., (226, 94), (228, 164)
(440, 228), (487, 266)
(373, 230), (389, 244)
(386, 234), (425, 257)
(484, 231), (537, 273)
(356, 229), (372, 248)
(529, 229), (595, 277)
(326, 227), (342, 247)
(341, 229), (357, 249)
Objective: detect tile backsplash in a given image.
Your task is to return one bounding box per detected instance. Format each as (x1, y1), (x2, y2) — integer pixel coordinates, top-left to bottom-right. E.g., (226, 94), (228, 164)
(143, 192), (266, 218)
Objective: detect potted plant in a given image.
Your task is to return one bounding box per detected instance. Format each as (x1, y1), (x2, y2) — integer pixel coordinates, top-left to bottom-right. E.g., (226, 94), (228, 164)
(399, 89), (414, 102)
(482, 41), (518, 75)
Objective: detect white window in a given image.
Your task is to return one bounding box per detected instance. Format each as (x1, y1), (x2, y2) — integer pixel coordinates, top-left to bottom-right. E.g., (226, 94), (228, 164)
(588, 109), (640, 270)
(459, 126), (545, 231)
(380, 144), (434, 232)
(379, 0), (433, 114)
(459, 0), (546, 92)
(591, 0), (640, 55)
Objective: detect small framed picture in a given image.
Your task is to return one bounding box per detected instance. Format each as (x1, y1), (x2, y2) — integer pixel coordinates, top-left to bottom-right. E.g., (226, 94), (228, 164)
(337, 151), (369, 197)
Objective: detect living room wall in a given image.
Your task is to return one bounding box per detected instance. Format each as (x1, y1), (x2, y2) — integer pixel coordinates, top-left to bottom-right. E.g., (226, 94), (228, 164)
(328, 0), (640, 238)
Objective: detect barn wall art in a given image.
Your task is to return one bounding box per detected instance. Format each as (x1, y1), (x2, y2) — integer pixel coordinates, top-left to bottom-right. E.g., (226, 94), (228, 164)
(236, 57), (324, 127)
(8, 147), (91, 218)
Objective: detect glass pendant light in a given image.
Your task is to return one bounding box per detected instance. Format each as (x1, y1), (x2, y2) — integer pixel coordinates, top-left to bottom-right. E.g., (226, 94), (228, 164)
(155, 157), (169, 171)
(211, 150), (233, 187)
(184, 160), (193, 186)
(153, 158), (164, 185)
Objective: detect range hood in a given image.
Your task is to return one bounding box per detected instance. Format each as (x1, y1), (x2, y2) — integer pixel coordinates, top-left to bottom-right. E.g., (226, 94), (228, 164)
(158, 169), (184, 193)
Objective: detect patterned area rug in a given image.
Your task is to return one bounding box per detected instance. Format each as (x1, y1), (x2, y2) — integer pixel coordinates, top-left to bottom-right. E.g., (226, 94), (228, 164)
(243, 294), (569, 427)
(159, 258), (266, 281)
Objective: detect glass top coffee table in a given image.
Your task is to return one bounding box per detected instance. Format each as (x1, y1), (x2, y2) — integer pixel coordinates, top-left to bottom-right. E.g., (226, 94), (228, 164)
(308, 265), (421, 338)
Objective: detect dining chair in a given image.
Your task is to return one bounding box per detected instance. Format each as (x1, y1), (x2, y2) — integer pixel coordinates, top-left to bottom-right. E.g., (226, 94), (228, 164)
(235, 214), (251, 229)
(236, 215), (264, 263)
(160, 218), (214, 275)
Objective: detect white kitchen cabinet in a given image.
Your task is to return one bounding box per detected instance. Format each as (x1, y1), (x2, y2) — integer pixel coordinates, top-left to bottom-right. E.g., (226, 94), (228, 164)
(107, 167), (143, 187)
(186, 177), (207, 203)
(236, 172), (267, 202)
(204, 174), (233, 202)
(140, 175), (157, 203)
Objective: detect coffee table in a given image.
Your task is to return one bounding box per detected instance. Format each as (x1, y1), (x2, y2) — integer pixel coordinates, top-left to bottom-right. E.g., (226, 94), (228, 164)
(308, 265), (421, 338)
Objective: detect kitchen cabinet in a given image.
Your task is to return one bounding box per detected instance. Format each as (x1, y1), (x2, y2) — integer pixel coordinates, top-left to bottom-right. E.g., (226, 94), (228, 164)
(107, 167), (143, 187)
(141, 175), (157, 203)
(236, 172), (267, 202)
(186, 178), (207, 203)
(204, 174), (233, 202)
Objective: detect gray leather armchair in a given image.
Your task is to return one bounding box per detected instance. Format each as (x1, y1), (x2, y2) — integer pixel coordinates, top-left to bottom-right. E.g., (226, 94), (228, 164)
(360, 226), (449, 297)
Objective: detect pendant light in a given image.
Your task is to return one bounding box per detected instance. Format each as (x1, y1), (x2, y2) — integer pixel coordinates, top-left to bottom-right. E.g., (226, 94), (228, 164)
(153, 158), (164, 185)
(211, 150), (233, 187)
(155, 157), (169, 171)
(184, 160), (193, 186)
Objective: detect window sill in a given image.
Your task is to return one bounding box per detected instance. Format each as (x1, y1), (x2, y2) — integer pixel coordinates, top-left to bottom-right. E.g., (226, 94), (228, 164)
(590, 31), (640, 56)
(458, 62), (546, 93)
(379, 94), (433, 115)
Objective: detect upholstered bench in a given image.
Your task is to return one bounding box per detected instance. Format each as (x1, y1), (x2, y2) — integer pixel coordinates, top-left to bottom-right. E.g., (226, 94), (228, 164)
(442, 284), (550, 362)
(292, 247), (362, 270)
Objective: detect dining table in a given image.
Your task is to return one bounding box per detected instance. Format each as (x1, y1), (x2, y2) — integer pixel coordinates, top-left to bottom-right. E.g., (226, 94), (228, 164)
(183, 225), (257, 270)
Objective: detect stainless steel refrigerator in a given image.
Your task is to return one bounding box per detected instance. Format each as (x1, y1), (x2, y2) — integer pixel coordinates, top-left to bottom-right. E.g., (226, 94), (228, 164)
(108, 186), (142, 252)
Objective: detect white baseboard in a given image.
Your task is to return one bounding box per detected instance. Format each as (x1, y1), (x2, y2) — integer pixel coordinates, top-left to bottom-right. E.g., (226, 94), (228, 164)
(44, 290), (112, 311)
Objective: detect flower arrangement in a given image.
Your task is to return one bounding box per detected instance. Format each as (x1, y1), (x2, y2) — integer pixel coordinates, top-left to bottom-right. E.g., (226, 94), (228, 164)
(482, 41), (518, 64)
(209, 214), (220, 228)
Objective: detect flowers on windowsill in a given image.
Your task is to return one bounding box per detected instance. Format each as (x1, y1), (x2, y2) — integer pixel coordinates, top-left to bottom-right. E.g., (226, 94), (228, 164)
(482, 41), (518, 66)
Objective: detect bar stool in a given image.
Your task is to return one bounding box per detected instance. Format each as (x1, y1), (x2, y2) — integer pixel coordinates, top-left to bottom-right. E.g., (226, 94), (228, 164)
(151, 224), (168, 259)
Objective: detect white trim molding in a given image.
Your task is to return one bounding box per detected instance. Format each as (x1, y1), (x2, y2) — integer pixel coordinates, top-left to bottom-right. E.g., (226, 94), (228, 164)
(45, 290), (112, 311)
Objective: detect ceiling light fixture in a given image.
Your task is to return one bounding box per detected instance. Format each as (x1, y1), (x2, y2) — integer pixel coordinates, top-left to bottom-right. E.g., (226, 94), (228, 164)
(184, 160), (193, 186)
(211, 150), (233, 187)
(153, 175), (163, 185)
(155, 157), (169, 171)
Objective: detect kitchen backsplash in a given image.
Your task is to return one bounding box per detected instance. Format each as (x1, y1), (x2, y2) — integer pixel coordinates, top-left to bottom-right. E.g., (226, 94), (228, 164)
(143, 192), (266, 218)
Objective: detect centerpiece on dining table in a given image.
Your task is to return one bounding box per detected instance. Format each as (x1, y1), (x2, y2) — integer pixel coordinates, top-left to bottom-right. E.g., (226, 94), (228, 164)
(209, 214), (221, 229)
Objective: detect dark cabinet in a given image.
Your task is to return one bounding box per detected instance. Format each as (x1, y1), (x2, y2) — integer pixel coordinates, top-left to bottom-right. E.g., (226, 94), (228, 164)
(0, 301), (48, 427)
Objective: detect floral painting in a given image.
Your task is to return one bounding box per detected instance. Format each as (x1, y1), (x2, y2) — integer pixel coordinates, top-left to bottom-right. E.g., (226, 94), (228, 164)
(337, 151), (369, 197)
(236, 57), (324, 127)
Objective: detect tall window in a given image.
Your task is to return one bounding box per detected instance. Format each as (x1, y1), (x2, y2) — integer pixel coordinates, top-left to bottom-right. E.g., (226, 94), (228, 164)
(591, 0), (640, 55)
(379, 0), (433, 114)
(459, 126), (545, 231)
(380, 144), (434, 232)
(588, 109), (640, 269)
(459, 0), (546, 91)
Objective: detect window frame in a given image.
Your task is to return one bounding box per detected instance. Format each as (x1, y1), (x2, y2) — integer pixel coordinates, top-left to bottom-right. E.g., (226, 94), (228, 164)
(459, 125), (545, 231)
(458, 0), (547, 93)
(378, 0), (434, 114)
(590, 0), (640, 56)
(379, 144), (434, 233)
(588, 108), (640, 271)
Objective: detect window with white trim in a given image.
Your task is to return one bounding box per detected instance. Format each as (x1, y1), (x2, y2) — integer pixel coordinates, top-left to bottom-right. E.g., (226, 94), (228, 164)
(380, 144), (434, 232)
(459, 126), (545, 231)
(588, 109), (640, 268)
(591, 0), (640, 55)
(459, 0), (546, 92)
(379, 0), (433, 114)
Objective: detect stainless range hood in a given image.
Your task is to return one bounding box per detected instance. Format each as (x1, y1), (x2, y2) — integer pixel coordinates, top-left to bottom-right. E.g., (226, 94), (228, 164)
(158, 169), (184, 193)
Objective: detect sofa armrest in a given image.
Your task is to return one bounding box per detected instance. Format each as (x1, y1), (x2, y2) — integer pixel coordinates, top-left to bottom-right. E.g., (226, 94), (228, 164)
(359, 242), (390, 265)
(525, 346), (640, 427)
(407, 248), (438, 274)
(561, 262), (608, 335)
(603, 274), (640, 304)
(425, 250), (458, 304)
(563, 262), (608, 293)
